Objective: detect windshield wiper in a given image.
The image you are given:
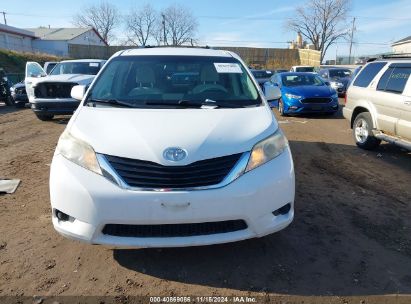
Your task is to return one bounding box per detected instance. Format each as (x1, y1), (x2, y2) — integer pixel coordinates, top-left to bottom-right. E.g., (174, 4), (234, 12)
(86, 98), (135, 108)
(178, 99), (247, 108)
(144, 99), (253, 108)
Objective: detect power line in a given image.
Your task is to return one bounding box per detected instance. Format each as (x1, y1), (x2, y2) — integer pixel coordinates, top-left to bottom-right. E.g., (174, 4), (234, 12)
(350, 15), (411, 21)
(5, 12), (72, 18)
(5, 11), (411, 22)
(197, 39), (390, 46)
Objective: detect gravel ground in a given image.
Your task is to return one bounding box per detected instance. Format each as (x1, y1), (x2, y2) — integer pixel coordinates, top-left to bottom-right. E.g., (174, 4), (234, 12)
(0, 102), (411, 304)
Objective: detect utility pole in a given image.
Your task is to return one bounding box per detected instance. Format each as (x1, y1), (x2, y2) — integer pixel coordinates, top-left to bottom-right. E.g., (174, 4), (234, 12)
(161, 14), (167, 46)
(1, 11), (7, 25)
(348, 17), (356, 65)
(335, 46), (338, 65)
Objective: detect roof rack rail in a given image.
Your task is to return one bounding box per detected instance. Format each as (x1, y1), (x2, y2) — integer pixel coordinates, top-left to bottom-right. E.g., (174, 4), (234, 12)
(379, 53), (411, 59)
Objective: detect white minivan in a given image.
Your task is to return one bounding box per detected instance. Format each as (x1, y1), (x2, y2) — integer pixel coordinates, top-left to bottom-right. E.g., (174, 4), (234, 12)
(50, 47), (295, 247)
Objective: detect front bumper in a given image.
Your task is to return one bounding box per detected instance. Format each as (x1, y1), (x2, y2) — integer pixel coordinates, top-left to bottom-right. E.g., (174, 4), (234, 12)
(50, 149), (295, 248)
(30, 98), (80, 115)
(11, 92), (28, 103)
(342, 107), (353, 124)
(283, 98), (339, 114)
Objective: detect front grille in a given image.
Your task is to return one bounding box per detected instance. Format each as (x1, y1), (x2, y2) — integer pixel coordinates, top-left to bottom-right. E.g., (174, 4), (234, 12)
(102, 220), (248, 238)
(16, 87), (26, 95)
(34, 82), (77, 98)
(105, 153), (242, 189)
(301, 97), (332, 104)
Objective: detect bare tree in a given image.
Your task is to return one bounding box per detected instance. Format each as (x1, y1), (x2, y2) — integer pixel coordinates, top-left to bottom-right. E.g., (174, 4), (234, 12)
(285, 0), (351, 61)
(125, 4), (157, 46)
(73, 2), (120, 45)
(160, 4), (198, 46)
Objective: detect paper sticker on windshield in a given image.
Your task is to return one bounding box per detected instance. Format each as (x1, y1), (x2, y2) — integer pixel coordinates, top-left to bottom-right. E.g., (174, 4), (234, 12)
(214, 63), (242, 74)
(89, 63), (99, 67)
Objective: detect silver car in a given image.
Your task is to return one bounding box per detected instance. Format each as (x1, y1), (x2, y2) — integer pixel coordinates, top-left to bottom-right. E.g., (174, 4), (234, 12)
(343, 55), (411, 151)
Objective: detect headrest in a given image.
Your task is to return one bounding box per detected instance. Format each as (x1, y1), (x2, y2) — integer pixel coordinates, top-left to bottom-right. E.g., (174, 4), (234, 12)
(136, 66), (156, 84)
(200, 65), (219, 82)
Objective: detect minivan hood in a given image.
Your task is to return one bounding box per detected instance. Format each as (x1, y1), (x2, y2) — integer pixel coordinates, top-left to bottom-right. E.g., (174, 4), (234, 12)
(69, 106), (277, 165)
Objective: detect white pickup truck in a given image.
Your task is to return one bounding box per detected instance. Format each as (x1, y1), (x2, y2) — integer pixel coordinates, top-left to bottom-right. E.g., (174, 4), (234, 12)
(25, 59), (106, 121)
(289, 65), (315, 72)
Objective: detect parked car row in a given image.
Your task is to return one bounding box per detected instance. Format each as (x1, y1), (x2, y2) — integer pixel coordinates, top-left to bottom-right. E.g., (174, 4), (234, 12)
(25, 59), (106, 120)
(12, 48), (410, 249)
(6, 62), (58, 107)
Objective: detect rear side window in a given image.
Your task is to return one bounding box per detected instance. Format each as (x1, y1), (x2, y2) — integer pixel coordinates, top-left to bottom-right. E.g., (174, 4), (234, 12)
(353, 62), (387, 87)
(378, 67), (411, 94)
(377, 68), (394, 91)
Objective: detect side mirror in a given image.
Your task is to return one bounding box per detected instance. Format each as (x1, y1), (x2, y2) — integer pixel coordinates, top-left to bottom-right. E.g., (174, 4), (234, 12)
(264, 82), (282, 101)
(325, 81), (331, 86)
(71, 85), (86, 101)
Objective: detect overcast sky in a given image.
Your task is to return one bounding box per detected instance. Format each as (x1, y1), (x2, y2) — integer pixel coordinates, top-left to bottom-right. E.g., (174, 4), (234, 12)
(2, 0), (411, 60)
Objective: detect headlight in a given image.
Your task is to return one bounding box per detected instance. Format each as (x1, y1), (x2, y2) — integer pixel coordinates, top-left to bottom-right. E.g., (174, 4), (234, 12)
(245, 129), (288, 173)
(330, 81), (343, 88)
(56, 132), (102, 175)
(332, 93), (338, 98)
(285, 93), (302, 100)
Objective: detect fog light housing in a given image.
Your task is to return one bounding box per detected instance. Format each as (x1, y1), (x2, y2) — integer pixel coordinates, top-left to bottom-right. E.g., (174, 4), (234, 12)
(54, 209), (73, 222)
(273, 203), (291, 216)
(289, 106), (298, 111)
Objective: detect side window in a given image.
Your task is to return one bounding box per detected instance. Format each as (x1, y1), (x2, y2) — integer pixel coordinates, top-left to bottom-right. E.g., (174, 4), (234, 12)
(353, 62), (387, 88)
(384, 67), (411, 94)
(274, 75), (280, 86)
(377, 68), (394, 91)
(27, 63), (46, 77)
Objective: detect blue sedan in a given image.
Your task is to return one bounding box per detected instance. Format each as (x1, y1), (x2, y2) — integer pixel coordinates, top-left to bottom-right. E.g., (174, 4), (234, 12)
(265, 72), (339, 116)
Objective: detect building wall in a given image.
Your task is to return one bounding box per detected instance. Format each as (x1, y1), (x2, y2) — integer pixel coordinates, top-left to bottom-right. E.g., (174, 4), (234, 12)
(70, 30), (106, 46)
(393, 43), (411, 54)
(0, 32), (34, 52)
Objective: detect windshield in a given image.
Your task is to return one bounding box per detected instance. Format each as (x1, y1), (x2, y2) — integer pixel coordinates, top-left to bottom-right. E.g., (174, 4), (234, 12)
(282, 74), (325, 87)
(45, 63), (57, 74)
(88, 55), (261, 108)
(295, 67), (314, 72)
(50, 62), (103, 76)
(252, 70), (272, 79)
(329, 69), (351, 78)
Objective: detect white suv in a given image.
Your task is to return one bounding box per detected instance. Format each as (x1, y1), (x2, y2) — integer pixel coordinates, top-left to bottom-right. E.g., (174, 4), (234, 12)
(50, 47), (295, 248)
(343, 56), (411, 151)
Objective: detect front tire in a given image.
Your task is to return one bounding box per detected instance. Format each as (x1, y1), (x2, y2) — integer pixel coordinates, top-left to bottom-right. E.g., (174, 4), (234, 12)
(5, 96), (15, 106)
(35, 113), (54, 121)
(353, 112), (381, 150)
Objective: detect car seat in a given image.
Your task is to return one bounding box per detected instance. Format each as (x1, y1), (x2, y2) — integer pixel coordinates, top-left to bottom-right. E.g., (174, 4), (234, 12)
(192, 65), (228, 94)
(128, 66), (161, 96)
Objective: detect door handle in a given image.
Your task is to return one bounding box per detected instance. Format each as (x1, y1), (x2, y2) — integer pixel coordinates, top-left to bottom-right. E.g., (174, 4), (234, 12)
(405, 101), (411, 105)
